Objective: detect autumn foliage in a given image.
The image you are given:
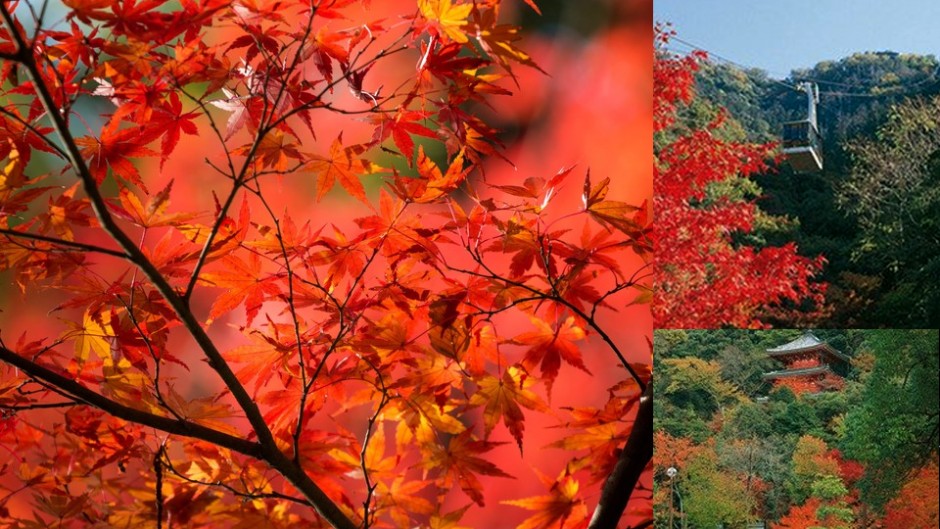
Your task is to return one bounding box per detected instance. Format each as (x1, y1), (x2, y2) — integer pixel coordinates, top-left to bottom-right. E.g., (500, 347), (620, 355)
(653, 27), (826, 328)
(880, 462), (940, 529)
(0, 1), (651, 528)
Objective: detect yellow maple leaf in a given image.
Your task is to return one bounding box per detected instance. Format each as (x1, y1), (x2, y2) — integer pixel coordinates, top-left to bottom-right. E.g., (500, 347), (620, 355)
(1, 140), (27, 191)
(419, 0), (473, 44)
(71, 309), (113, 366)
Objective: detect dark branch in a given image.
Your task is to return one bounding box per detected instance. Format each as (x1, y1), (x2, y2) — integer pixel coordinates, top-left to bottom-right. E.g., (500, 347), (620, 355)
(0, 401), (76, 411)
(155, 445), (165, 529)
(588, 382), (653, 529)
(0, 344), (263, 458)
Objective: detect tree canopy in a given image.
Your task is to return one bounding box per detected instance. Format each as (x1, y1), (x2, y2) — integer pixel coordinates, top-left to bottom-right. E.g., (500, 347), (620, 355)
(0, 1), (652, 528)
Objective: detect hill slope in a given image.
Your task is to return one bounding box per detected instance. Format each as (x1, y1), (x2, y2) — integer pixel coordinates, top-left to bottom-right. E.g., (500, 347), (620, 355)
(690, 52), (940, 326)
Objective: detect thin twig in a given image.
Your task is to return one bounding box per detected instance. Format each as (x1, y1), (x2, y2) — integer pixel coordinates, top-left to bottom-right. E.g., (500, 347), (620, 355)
(0, 229), (129, 258)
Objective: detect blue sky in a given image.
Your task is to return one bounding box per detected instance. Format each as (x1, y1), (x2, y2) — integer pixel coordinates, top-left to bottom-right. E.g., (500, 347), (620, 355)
(654, 0), (940, 77)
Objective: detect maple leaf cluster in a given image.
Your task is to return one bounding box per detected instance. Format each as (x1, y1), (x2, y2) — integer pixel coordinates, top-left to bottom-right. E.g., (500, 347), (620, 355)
(652, 26), (826, 329)
(1, 1), (651, 528)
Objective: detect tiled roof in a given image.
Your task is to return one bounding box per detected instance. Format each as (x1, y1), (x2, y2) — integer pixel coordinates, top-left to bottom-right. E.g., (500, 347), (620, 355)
(767, 332), (824, 352)
(766, 332), (850, 362)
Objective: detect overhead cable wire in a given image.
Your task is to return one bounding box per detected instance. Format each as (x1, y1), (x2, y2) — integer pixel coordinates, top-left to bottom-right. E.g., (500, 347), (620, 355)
(795, 65), (940, 98)
(666, 36), (801, 92)
(814, 67), (940, 98)
(664, 36), (940, 99)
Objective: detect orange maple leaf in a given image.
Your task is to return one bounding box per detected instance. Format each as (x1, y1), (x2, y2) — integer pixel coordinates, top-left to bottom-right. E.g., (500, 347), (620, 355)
(246, 213), (312, 258)
(74, 119), (159, 188)
(428, 505), (473, 529)
(468, 366), (548, 451)
(391, 145), (473, 204)
(200, 253), (282, 324)
(412, 146), (469, 203)
(582, 172), (644, 235)
(547, 422), (626, 478)
(305, 134), (370, 202)
(472, 7), (546, 81)
(370, 110), (438, 162)
(164, 384), (238, 436)
(421, 430), (513, 506)
(176, 193), (251, 264)
(331, 423), (399, 484)
(378, 477), (436, 527)
(462, 323), (503, 376)
(67, 308), (114, 370)
(305, 224), (367, 288)
(502, 468), (588, 529)
(109, 180), (195, 228)
(232, 129), (303, 172)
(39, 183), (94, 242)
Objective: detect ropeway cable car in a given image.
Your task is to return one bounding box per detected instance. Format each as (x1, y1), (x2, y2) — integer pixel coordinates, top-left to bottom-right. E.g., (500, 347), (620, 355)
(782, 81), (823, 173)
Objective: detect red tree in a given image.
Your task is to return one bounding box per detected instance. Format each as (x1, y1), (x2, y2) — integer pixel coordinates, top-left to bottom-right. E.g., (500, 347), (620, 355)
(774, 498), (822, 529)
(0, 1), (651, 528)
(652, 27), (825, 328)
(881, 462), (939, 528)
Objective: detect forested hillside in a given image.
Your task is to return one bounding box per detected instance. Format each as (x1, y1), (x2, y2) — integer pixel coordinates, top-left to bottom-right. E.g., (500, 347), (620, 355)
(653, 329), (939, 529)
(685, 53), (940, 327)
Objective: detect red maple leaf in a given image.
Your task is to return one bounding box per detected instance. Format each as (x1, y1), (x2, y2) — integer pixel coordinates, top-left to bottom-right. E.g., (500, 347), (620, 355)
(74, 119), (159, 188)
(515, 316), (591, 397)
(199, 253), (282, 324)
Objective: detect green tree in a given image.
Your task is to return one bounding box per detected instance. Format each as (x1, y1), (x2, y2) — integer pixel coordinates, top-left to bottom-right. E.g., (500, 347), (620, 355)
(682, 443), (755, 529)
(771, 396), (824, 440)
(716, 344), (775, 397)
(810, 474), (848, 502)
(725, 401), (774, 439)
(843, 329), (940, 511)
(812, 475), (855, 529)
(661, 357), (745, 420)
(838, 96), (940, 325)
(787, 435), (840, 505)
